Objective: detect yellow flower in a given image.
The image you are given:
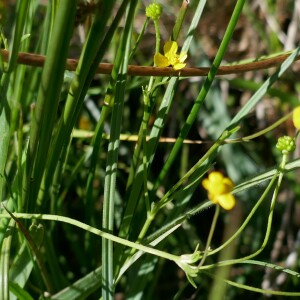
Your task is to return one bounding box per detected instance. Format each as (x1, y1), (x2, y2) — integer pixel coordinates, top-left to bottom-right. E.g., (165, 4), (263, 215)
(292, 106), (300, 130)
(202, 171), (236, 210)
(154, 41), (187, 70)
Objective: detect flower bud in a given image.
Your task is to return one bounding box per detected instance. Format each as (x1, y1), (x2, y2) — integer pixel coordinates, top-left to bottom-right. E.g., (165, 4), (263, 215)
(145, 2), (163, 20)
(276, 136), (296, 154)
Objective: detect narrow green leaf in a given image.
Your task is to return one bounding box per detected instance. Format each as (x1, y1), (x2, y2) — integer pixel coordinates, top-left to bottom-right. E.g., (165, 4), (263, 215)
(102, 1), (138, 299)
(0, 220), (15, 300)
(23, 0), (77, 212)
(9, 281), (34, 300)
(228, 47), (300, 128)
(9, 241), (33, 295)
(49, 267), (102, 300)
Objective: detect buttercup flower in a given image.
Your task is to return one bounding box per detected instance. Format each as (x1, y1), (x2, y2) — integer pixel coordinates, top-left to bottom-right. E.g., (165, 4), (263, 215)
(292, 106), (300, 130)
(154, 41), (187, 70)
(202, 171), (235, 210)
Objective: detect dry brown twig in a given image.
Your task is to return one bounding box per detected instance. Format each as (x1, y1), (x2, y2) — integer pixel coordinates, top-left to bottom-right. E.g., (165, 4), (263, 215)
(1, 49), (299, 77)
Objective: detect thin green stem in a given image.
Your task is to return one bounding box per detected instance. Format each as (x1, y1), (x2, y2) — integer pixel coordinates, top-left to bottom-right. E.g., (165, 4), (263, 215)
(224, 278), (300, 296)
(129, 17), (149, 60)
(17, 113), (23, 211)
(0, 219), (14, 300)
(153, 19), (161, 55)
(102, 2), (138, 299)
(228, 113), (292, 143)
(142, 93), (151, 213)
(147, 18), (161, 95)
(85, 105), (110, 223)
(171, 0), (189, 41)
(198, 205), (220, 267)
(206, 271), (300, 296)
(0, 212), (180, 264)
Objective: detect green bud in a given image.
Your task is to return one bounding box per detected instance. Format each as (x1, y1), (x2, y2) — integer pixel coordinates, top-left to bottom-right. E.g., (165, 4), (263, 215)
(276, 136), (296, 154)
(145, 2), (163, 20)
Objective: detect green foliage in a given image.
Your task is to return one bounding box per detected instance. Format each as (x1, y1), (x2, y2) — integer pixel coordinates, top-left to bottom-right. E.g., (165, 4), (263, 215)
(0, 0), (300, 299)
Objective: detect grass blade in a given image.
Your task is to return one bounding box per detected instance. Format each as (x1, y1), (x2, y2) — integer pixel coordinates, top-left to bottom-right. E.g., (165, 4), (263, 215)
(102, 2), (138, 298)
(22, 0), (77, 212)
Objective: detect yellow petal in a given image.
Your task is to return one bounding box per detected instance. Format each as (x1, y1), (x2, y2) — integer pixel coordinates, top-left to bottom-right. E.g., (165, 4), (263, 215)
(202, 178), (211, 191)
(217, 194), (236, 210)
(208, 193), (218, 204)
(164, 41), (178, 57)
(207, 172), (227, 195)
(154, 52), (170, 67)
(222, 177), (234, 193)
(208, 171), (224, 183)
(173, 62), (186, 71)
(293, 106), (300, 130)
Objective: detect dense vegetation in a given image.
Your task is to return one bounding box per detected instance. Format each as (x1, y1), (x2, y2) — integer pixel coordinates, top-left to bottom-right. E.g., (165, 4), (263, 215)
(0, 1), (300, 299)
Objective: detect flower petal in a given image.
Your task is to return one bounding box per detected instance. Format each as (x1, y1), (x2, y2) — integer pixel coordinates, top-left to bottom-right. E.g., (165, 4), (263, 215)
(208, 172), (224, 183)
(206, 172), (228, 195)
(293, 106), (300, 130)
(154, 52), (170, 67)
(217, 194), (236, 210)
(173, 62), (186, 70)
(202, 171), (236, 209)
(208, 193), (218, 204)
(222, 177), (234, 193)
(202, 178), (211, 191)
(164, 41), (178, 57)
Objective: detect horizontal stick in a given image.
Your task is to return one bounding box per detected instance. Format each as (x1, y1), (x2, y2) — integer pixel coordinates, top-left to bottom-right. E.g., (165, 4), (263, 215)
(1, 49), (298, 77)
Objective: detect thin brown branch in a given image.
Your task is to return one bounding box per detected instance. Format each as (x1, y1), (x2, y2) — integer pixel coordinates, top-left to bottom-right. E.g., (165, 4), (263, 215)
(1, 49), (299, 77)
